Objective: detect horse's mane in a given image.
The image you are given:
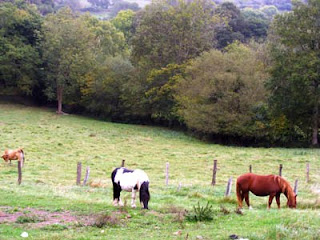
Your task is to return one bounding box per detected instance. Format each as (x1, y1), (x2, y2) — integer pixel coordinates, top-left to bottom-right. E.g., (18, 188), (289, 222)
(276, 176), (295, 200)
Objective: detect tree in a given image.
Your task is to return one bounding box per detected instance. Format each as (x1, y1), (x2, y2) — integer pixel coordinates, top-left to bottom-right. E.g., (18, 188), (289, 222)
(0, 1), (42, 96)
(176, 43), (268, 140)
(30, 0), (55, 15)
(145, 63), (187, 125)
(260, 5), (279, 20)
(41, 7), (96, 114)
(80, 56), (134, 119)
(131, 0), (216, 69)
(78, 14), (130, 119)
(213, 2), (269, 49)
(129, 0), (216, 123)
(241, 8), (269, 40)
(109, 1), (139, 17)
(268, 0), (320, 146)
(111, 9), (135, 44)
(213, 2), (245, 49)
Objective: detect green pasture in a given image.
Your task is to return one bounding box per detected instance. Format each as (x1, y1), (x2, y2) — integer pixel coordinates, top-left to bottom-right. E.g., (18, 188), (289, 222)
(0, 103), (319, 239)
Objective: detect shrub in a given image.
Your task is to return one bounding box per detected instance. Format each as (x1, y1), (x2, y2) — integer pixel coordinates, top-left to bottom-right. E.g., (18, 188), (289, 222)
(186, 202), (214, 222)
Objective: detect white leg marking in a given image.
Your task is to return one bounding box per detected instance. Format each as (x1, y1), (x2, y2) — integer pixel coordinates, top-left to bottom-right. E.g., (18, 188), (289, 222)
(119, 198), (124, 207)
(113, 199), (119, 206)
(131, 189), (136, 208)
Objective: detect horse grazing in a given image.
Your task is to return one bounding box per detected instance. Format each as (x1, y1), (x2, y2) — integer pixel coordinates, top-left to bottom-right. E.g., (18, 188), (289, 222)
(1, 148), (25, 166)
(111, 167), (150, 209)
(236, 173), (296, 209)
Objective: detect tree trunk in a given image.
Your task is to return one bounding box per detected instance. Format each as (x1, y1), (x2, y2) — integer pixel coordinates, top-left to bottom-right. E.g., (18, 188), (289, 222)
(312, 83), (319, 146)
(57, 86), (63, 114)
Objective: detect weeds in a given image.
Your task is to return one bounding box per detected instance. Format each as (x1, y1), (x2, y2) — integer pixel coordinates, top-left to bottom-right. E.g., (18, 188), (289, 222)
(16, 214), (45, 224)
(41, 224), (68, 231)
(93, 213), (121, 228)
(219, 205), (231, 215)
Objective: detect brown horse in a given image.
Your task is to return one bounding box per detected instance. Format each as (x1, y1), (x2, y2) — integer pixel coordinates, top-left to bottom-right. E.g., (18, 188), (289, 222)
(236, 173), (296, 209)
(1, 148), (25, 166)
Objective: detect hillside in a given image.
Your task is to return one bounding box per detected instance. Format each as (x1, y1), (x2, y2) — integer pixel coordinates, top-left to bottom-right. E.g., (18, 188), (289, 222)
(0, 103), (319, 239)
(65, 0), (294, 11)
(53, 0), (294, 10)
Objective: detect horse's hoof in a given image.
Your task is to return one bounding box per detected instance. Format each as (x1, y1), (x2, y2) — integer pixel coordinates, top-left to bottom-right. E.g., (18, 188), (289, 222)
(249, 206), (253, 210)
(131, 205), (136, 208)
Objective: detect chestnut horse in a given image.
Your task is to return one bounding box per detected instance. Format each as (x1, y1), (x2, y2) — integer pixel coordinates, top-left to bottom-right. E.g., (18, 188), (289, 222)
(236, 173), (296, 209)
(1, 148), (25, 166)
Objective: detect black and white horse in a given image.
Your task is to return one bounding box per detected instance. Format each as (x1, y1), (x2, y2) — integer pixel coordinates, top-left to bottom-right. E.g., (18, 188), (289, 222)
(111, 167), (150, 209)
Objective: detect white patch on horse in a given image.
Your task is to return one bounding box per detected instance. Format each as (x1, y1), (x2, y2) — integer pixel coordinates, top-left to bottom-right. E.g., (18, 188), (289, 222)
(115, 169), (149, 192)
(112, 167), (150, 209)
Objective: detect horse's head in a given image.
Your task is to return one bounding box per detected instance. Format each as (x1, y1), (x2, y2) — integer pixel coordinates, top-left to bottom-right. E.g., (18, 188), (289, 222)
(279, 176), (296, 209)
(287, 193), (297, 208)
(140, 182), (150, 209)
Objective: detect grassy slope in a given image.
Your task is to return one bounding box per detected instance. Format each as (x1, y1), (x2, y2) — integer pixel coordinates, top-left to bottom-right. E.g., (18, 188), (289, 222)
(0, 103), (319, 240)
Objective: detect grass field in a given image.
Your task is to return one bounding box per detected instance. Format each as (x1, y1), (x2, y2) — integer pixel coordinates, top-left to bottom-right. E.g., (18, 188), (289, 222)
(0, 102), (320, 240)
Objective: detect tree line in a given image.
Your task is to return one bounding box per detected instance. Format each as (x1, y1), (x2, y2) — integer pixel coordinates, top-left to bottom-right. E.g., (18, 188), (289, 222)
(1, 0), (319, 147)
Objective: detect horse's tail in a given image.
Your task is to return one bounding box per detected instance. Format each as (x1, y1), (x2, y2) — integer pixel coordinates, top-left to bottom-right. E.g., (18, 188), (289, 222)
(236, 181), (243, 208)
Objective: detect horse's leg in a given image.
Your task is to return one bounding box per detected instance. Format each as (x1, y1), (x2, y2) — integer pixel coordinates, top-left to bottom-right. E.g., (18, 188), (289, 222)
(276, 193), (281, 209)
(238, 196), (243, 209)
(244, 192), (251, 209)
(118, 197), (124, 207)
(131, 189), (136, 208)
(268, 193), (276, 209)
(112, 183), (121, 206)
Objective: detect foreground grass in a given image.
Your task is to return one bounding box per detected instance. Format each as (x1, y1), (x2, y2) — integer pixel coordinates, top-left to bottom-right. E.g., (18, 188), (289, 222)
(0, 103), (320, 239)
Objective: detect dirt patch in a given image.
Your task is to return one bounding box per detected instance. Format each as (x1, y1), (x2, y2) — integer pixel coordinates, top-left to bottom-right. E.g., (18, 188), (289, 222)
(0, 206), (96, 228)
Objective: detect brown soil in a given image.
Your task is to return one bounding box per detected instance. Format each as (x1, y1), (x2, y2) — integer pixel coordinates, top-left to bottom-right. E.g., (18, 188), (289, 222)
(0, 206), (96, 228)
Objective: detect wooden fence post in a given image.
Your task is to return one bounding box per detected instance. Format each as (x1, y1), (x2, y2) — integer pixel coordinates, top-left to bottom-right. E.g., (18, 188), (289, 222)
(225, 177), (232, 197)
(17, 160), (22, 185)
(165, 162), (169, 186)
(121, 159), (125, 167)
(212, 160), (218, 186)
(306, 162), (310, 183)
(177, 182), (182, 192)
(249, 165), (252, 173)
(294, 179), (298, 194)
(83, 166), (90, 186)
(279, 164), (283, 176)
(76, 162), (82, 185)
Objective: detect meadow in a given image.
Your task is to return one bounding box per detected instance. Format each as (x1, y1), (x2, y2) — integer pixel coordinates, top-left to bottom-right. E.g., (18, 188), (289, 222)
(0, 103), (319, 240)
